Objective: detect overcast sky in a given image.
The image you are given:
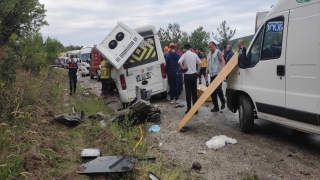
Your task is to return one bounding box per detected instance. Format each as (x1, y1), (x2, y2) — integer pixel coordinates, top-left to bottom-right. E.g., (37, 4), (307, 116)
(39, 0), (278, 47)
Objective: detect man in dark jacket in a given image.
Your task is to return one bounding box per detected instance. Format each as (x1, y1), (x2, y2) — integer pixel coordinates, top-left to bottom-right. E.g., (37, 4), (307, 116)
(225, 45), (234, 64)
(67, 55), (78, 95)
(238, 39), (247, 69)
(166, 44), (181, 104)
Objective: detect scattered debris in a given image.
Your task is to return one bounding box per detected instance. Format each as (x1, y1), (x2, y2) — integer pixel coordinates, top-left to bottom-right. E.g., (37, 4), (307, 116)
(105, 100), (116, 105)
(198, 151), (206, 154)
(138, 157), (156, 164)
(299, 171), (311, 176)
(148, 171), (160, 180)
(192, 162), (202, 172)
(149, 125), (160, 132)
(163, 115), (166, 119)
(287, 154), (293, 157)
(62, 89), (68, 91)
(154, 104), (159, 108)
(100, 120), (106, 127)
(84, 92), (90, 96)
(174, 104), (184, 108)
(206, 135), (237, 150)
(111, 87), (161, 125)
(54, 107), (85, 126)
(133, 126), (143, 151)
(76, 155), (136, 174)
(159, 142), (162, 147)
(88, 112), (106, 121)
(81, 149), (100, 157)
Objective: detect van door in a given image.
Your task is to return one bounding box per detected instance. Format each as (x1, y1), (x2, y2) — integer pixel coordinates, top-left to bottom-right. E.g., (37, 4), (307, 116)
(285, 3), (320, 125)
(124, 36), (165, 98)
(243, 11), (289, 118)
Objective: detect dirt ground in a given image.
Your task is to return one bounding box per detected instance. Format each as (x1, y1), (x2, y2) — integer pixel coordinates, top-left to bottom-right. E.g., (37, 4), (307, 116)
(79, 74), (320, 180)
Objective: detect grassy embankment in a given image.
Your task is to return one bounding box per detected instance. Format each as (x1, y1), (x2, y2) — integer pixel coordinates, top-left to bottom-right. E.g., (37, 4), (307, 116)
(0, 67), (191, 180)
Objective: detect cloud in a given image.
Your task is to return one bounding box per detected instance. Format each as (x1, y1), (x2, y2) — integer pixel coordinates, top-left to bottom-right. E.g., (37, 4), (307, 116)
(39, 0), (277, 46)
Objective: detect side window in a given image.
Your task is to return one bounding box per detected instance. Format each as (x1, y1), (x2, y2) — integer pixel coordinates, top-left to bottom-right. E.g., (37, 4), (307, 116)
(261, 17), (284, 60)
(249, 27), (263, 67)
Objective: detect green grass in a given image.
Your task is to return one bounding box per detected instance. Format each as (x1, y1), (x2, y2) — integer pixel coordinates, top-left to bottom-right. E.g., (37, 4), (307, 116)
(0, 67), (192, 179)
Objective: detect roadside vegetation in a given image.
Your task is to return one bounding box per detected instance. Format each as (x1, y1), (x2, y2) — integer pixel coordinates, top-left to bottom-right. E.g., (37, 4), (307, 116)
(0, 66), (192, 179)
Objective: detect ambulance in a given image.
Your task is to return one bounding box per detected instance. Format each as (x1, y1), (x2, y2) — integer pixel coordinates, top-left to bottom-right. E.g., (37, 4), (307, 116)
(227, 0), (320, 134)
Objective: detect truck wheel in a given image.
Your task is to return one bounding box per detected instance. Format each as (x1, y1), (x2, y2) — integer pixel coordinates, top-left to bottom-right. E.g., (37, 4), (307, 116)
(97, 73), (101, 81)
(160, 92), (167, 99)
(238, 94), (254, 133)
(90, 72), (94, 79)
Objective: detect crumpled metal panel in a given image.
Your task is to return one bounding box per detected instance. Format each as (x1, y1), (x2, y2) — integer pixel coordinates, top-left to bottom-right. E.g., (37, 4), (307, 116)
(76, 155), (136, 174)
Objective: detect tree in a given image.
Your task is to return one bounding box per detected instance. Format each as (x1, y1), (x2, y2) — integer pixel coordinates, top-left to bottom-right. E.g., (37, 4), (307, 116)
(20, 32), (46, 73)
(189, 27), (210, 52)
(179, 32), (190, 49)
(212, 20), (236, 48)
(157, 23), (184, 49)
(242, 36), (251, 49)
(45, 37), (62, 64)
(0, 0), (48, 45)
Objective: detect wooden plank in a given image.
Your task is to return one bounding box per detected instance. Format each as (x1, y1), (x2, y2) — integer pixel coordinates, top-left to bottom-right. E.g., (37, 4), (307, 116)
(197, 84), (212, 102)
(178, 52), (239, 130)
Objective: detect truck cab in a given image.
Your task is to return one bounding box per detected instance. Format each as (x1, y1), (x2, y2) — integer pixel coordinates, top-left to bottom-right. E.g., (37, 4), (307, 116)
(227, 0), (320, 134)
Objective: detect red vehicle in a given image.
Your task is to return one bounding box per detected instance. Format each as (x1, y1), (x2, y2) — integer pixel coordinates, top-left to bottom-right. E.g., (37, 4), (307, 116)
(89, 47), (102, 81)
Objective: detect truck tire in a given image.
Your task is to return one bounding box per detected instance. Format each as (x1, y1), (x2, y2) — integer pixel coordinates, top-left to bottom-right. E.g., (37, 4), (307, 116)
(97, 72), (101, 81)
(238, 94), (254, 133)
(160, 92), (167, 99)
(90, 72), (94, 79)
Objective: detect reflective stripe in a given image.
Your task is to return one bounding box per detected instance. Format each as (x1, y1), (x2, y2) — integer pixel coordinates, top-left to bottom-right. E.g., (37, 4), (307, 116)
(100, 60), (110, 79)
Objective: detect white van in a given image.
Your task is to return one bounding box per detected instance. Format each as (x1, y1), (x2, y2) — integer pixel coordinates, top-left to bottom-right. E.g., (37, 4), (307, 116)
(227, 0), (320, 134)
(109, 25), (168, 103)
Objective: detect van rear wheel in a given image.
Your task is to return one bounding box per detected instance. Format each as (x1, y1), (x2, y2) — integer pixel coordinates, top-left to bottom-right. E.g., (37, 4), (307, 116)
(160, 92), (167, 99)
(238, 94), (254, 133)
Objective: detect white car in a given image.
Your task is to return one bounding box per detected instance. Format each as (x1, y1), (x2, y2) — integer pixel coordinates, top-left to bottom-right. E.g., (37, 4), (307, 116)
(79, 63), (90, 77)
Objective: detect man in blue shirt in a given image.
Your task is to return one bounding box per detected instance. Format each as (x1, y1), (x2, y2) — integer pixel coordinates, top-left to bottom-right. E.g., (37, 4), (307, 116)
(166, 44), (181, 104)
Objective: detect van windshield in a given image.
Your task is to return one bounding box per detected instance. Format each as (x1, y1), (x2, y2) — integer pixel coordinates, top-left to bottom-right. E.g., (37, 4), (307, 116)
(81, 53), (91, 61)
(124, 36), (158, 69)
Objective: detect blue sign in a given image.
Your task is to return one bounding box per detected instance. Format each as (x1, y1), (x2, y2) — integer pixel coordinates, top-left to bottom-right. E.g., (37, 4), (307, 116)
(266, 22), (283, 33)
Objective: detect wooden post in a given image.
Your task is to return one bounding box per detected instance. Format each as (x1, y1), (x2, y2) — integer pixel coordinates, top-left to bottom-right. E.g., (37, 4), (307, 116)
(178, 53), (239, 130)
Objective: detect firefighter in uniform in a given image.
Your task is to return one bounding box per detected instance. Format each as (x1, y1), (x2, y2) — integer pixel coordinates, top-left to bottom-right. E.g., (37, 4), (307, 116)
(99, 58), (111, 98)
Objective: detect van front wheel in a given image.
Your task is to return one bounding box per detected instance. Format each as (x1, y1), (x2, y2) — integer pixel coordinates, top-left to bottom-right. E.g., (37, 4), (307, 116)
(238, 94), (254, 133)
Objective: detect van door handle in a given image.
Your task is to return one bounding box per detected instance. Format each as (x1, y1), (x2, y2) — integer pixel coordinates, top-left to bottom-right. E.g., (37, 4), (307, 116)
(277, 65), (285, 76)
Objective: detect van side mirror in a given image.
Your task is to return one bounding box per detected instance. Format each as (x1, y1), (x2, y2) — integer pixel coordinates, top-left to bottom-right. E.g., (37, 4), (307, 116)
(238, 53), (247, 69)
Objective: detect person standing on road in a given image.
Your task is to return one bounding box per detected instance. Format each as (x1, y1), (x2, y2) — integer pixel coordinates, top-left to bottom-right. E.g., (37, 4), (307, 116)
(99, 58), (111, 98)
(178, 44), (202, 114)
(206, 41), (226, 112)
(198, 48), (209, 86)
(166, 44), (181, 104)
(163, 46), (169, 60)
(67, 55), (78, 95)
(238, 39), (247, 69)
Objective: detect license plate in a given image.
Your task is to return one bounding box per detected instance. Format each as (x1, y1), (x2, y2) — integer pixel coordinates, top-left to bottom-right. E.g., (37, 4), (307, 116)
(146, 66), (154, 71)
(136, 72), (151, 82)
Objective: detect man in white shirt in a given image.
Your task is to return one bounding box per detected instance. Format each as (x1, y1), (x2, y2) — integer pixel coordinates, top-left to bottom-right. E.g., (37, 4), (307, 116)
(178, 44), (202, 114)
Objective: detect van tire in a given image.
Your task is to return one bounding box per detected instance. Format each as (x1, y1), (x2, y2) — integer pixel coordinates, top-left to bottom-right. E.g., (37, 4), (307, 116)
(160, 92), (167, 99)
(90, 72), (94, 79)
(238, 94), (254, 133)
(82, 73), (85, 77)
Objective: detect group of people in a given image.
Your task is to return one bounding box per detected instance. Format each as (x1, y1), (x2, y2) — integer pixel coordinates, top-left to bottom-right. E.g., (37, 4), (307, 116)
(163, 40), (243, 114)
